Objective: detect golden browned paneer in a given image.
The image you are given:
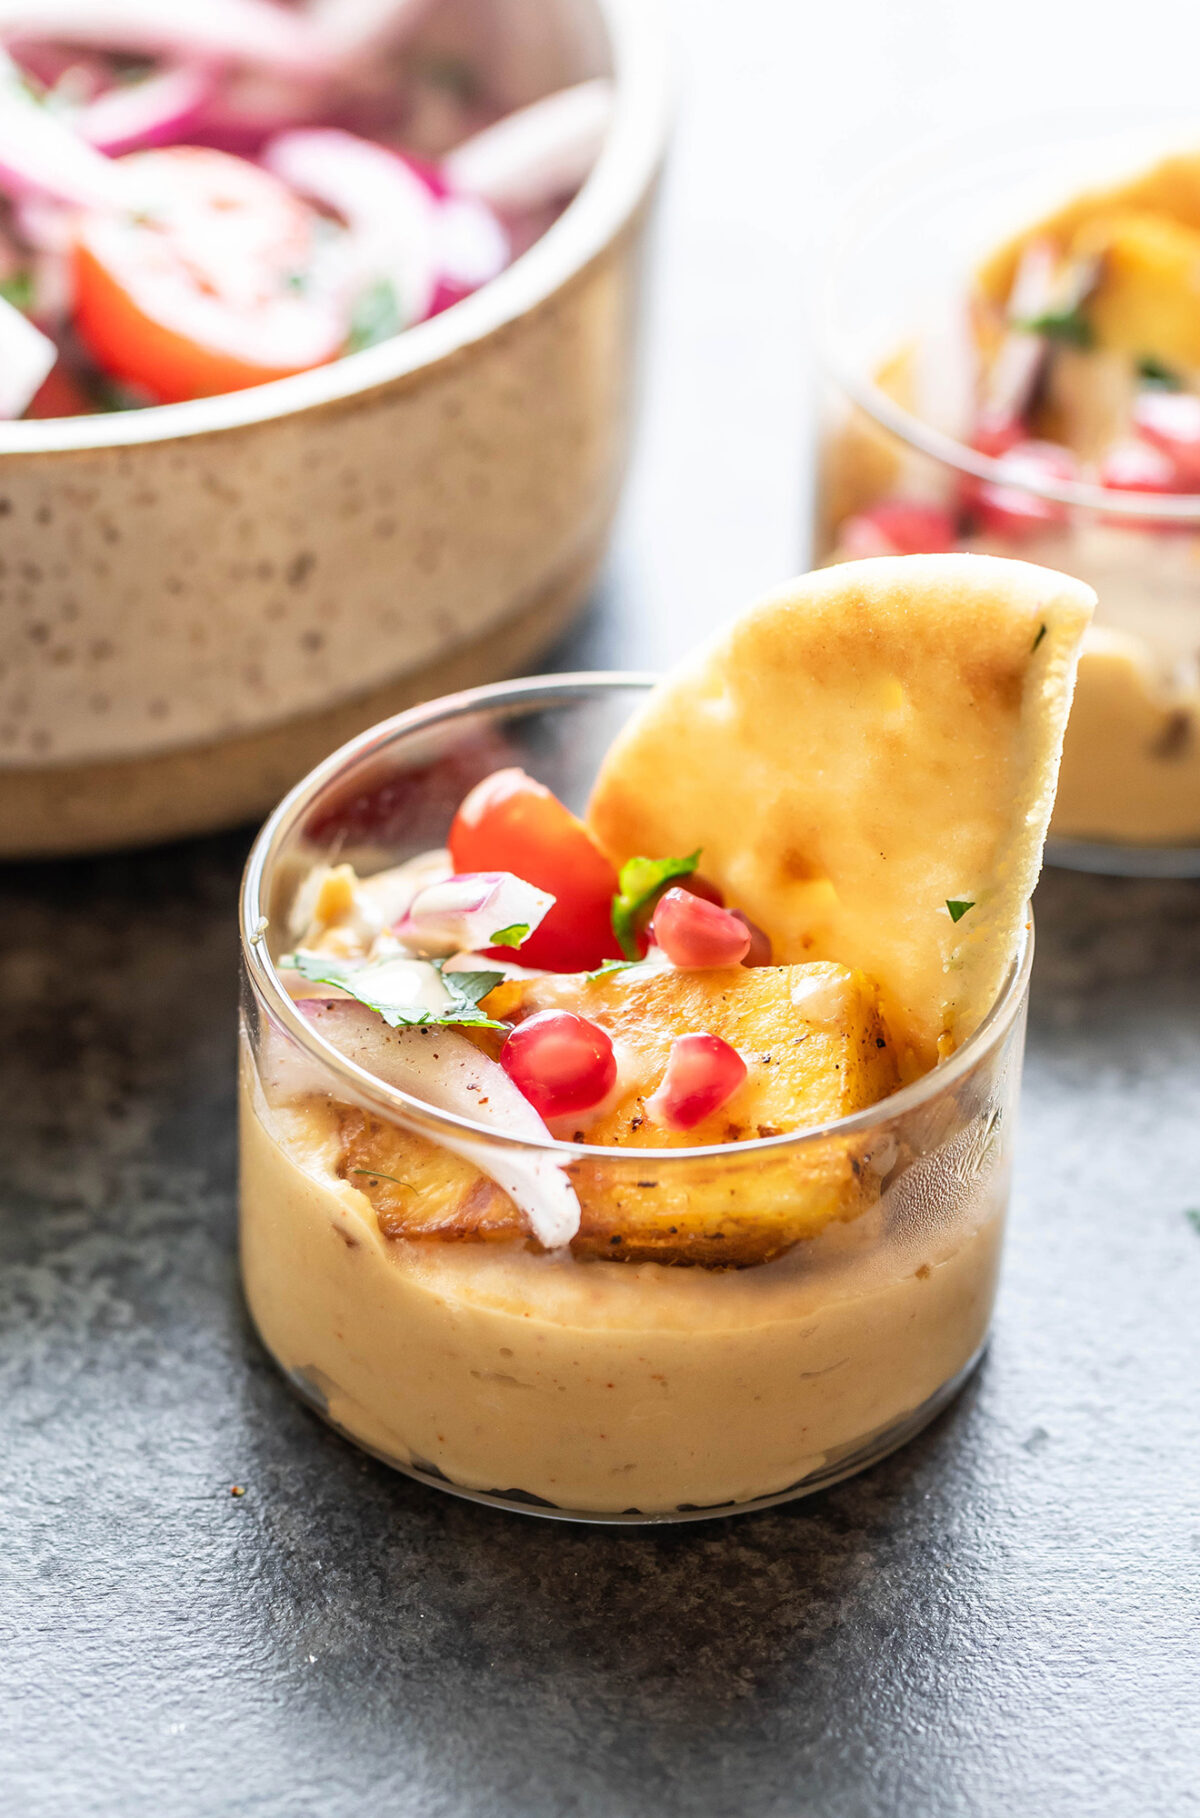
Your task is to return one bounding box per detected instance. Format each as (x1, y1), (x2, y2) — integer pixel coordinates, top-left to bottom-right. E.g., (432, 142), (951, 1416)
(975, 151), (1200, 306)
(340, 1111), (522, 1242)
(484, 960), (898, 1146)
(339, 961), (901, 1267)
(1070, 210), (1200, 369)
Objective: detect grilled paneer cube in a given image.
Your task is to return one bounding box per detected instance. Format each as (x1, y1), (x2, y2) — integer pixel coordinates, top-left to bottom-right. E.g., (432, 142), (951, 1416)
(339, 961), (901, 1266)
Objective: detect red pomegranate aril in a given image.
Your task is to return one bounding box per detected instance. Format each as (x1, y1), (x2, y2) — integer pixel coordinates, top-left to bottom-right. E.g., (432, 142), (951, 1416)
(650, 888), (751, 969)
(971, 412), (1026, 460)
(500, 1010), (616, 1120)
(969, 439), (1078, 539)
(730, 909), (773, 967)
(839, 500), (958, 558)
(646, 1033), (748, 1132)
(1131, 389), (1200, 486)
(1099, 438), (1179, 493)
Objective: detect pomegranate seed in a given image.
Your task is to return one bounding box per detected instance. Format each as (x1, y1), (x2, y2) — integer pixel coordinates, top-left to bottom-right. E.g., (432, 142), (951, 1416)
(500, 1010), (616, 1120)
(968, 439), (1078, 539)
(839, 500), (958, 558)
(971, 413), (1026, 459)
(1131, 390), (1200, 486)
(646, 1033), (748, 1132)
(1099, 439), (1180, 493)
(1097, 440), (1185, 531)
(730, 909), (773, 967)
(650, 888), (751, 968)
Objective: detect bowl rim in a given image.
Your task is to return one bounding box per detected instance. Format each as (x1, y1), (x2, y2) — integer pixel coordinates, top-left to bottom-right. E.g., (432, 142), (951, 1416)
(240, 670), (1034, 1163)
(817, 109), (1200, 520)
(0, 0), (671, 460)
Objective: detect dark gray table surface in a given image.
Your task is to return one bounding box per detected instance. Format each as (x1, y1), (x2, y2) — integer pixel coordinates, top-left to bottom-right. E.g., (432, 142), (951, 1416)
(5, 3), (1200, 1809)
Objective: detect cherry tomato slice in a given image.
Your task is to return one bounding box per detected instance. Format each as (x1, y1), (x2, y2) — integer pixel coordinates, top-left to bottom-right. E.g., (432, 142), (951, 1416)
(449, 768), (622, 973)
(72, 147), (345, 404)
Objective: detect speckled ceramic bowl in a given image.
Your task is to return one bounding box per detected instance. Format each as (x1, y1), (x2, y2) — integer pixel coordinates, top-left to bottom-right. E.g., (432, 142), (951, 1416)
(0, 0), (669, 857)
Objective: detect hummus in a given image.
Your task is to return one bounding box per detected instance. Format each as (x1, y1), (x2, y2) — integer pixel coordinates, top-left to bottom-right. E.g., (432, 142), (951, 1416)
(240, 1061), (1007, 1516)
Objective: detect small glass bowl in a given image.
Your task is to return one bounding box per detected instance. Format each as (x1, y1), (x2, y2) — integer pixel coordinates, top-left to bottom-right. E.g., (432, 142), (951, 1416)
(814, 114), (1200, 877)
(239, 675), (1032, 1523)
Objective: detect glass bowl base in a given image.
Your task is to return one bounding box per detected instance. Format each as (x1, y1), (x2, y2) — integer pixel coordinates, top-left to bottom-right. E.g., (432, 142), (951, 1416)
(1047, 837), (1200, 879)
(277, 1344), (988, 1526)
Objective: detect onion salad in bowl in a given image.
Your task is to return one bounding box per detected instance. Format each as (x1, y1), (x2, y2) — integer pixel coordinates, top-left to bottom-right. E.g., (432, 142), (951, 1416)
(0, 0), (615, 416)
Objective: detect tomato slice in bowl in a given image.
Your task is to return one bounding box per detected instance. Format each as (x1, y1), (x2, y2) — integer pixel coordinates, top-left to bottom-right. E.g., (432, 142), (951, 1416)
(449, 768), (622, 973)
(71, 146), (347, 404)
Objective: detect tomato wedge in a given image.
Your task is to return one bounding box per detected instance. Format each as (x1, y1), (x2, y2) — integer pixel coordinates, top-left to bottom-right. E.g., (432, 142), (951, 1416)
(448, 768), (622, 973)
(72, 147), (346, 404)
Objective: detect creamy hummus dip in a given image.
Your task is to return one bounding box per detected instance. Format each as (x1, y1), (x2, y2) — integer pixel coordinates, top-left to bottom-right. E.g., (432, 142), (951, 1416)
(240, 1062), (1006, 1515)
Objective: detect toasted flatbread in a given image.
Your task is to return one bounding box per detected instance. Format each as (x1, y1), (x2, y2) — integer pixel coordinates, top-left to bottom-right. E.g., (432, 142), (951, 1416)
(587, 555), (1094, 1067)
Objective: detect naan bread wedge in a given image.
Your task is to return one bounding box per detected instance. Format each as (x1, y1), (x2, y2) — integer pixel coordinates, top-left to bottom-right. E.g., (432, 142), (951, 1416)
(587, 555), (1094, 1068)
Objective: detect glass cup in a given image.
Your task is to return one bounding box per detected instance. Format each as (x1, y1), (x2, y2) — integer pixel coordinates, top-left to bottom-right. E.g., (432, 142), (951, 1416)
(814, 113), (1200, 877)
(239, 675), (1032, 1523)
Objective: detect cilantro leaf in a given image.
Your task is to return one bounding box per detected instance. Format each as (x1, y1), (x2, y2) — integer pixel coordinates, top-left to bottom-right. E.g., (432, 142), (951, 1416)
(1137, 355), (1182, 390)
(946, 899), (975, 924)
(489, 923), (530, 949)
(347, 277), (404, 353)
(282, 950), (505, 1029)
(441, 968), (507, 1015)
(1014, 305), (1094, 349)
(582, 958), (642, 981)
(611, 851), (701, 959)
(0, 270), (34, 314)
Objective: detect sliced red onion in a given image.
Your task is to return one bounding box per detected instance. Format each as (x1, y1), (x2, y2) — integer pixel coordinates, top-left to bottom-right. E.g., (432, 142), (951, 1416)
(0, 291), (58, 417)
(981, 238), (1058, 429)
(0, 50), (131, 209)
(442, 79), (614, 215)
(298, 1000), (581, 1248)
(263, 127), (438, 325)
(400, 872), (554, 956)
(431, 191), (508, 313)
(76, 63), (214, 156)
(0, 1), (328, 76)
(307, 0), (437, 64)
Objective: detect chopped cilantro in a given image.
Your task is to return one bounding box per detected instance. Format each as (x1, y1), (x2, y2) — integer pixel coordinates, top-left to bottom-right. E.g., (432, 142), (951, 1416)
(582, 958), (642, 981)
(346, 277), (404, 353)
(1015, 305), (1094, 349)
(1137, 355), (1182, 390)
(612, 851), (701, 959)
(946, 899), (975, 924)
(1032, 623), (1047, 653)
(489, 923), (530, 949)
(1185, 1208), (1200, 1237)
(282, 950), (505, 1029)
(0, 270), (34, 314)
